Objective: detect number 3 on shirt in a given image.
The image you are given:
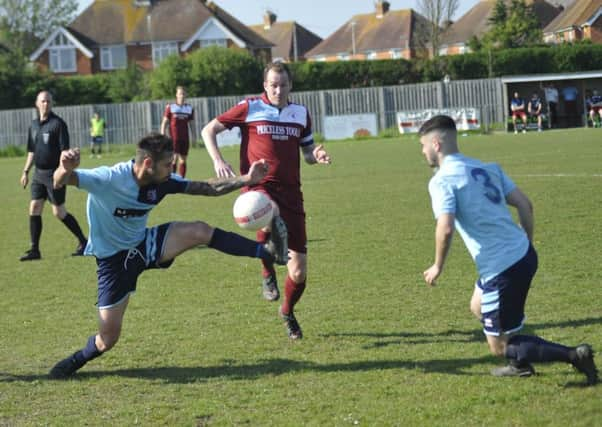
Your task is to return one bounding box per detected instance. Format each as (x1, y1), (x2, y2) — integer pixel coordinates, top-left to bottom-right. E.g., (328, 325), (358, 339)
(470, 168), (502, 204)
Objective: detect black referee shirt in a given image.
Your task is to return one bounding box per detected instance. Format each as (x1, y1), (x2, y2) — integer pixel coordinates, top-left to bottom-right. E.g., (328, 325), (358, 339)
(27, 111), (70, 170)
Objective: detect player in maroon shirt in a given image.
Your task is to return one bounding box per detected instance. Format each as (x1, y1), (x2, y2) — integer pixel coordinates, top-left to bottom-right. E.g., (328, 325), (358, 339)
(161, 86), (195, 177)
(201, 62), (331, 340)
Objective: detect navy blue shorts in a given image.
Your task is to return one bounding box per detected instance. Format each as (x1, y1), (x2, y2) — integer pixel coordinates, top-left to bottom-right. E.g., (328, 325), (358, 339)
(478, 244), (538, 336)
(96, 223), (174, 309)
(91, 136), (104, 144)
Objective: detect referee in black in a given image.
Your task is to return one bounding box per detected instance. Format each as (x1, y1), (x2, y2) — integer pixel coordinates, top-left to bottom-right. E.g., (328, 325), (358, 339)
(19, 90), (88, 261)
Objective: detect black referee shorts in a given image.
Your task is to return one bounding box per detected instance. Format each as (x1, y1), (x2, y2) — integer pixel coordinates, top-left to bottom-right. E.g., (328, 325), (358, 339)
(31, 168), (66, 205)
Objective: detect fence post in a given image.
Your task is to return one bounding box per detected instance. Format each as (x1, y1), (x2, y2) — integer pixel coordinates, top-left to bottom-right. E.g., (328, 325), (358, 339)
(378, 87), (386, 133)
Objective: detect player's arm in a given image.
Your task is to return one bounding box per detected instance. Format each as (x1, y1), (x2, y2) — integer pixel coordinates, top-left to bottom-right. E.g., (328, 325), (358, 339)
(301, 143), (331, 165)
(506, 187), (534, 242)
(160, 116), (169, 135)
(201, 118), (235, 177)
(53, 148), (81, 189)
(423, 213), (455, 286)
(20, 152), (34, 188)
(185, 159), (268, 196)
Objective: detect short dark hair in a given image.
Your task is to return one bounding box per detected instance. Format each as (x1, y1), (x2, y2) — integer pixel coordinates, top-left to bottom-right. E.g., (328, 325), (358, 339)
(136, 133), (173, 163)
(418, 115), (457, 136)
(263, 61), (292, 82)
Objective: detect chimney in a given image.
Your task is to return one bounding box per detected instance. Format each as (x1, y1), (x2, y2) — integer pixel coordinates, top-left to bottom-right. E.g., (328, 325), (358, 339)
(375, 1), (390, 18)
(264, 10), (277, 30)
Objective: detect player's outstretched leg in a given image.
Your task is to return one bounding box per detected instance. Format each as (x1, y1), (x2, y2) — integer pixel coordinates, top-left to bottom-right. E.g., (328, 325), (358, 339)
(267, 216), (288, 266)
(571, 344), (598, 386)
(49, 335), (103, 379)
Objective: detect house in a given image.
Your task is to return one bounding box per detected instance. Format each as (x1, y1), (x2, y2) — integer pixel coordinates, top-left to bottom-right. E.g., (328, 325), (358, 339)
(29, 0), (273, 75)
(543, 0), (602, 44)
(249, 11), (322, 62)
(304, 1), (431, 62)
(440, 0), (562, 55)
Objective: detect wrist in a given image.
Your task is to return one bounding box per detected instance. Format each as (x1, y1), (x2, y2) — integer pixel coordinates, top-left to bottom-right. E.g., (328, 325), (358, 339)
(23, 169), (29, 174)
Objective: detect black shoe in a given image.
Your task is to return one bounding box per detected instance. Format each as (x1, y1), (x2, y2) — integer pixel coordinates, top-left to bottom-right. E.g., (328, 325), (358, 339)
(572, 344), (598, 386)
(267, 216), (288, 266)
(280, 308), (303, 340)
(71, 242), (86, 256)
(491, 363), (535, 378)
(20, 249), (41, 261)
(262, 275), (280, 301)
(49, 353), (85, 379)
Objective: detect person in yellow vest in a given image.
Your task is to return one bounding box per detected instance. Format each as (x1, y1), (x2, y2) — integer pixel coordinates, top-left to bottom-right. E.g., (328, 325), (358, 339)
(90, 112), (106, 158)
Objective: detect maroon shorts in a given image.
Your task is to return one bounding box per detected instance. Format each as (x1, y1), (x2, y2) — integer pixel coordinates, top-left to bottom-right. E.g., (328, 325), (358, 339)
(173, 139), (190, 156)
(247, 185), (307, 254)
(591, 106), (602, 114)
(512, 110), (526, 120)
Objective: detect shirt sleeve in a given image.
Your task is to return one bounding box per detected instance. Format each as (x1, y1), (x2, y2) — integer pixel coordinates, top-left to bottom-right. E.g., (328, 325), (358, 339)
(163, 104), (172, 119)
(300, 111), (314, 147)
(59, 119), (70, 151)
(77, 166), (112, 193)
(217, 101), (248, 129)
(428, 176), (456, 219)
(27, 126), (34, 152)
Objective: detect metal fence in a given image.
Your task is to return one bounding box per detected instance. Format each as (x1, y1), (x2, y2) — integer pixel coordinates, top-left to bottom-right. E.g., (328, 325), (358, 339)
(0, 77), (504, 149)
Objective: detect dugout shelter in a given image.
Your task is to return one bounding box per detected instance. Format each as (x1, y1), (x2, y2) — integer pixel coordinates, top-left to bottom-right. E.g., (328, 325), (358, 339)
(502, 70), (602, 130)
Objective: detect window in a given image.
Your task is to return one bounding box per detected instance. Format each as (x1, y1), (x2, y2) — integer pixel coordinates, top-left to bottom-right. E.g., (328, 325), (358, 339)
(152, 41), (179, 66)
(366, 51), (378, 60)
(390, 49), (403, 59)
(100, 45), (127, 70)
(199, 38), (227, 48)
(48, 33), (76, 73)
(337, 53), (351, 61)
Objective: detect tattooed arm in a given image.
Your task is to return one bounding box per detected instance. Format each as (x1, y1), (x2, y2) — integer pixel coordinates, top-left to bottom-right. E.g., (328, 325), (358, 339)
(184, 159), (268, 196)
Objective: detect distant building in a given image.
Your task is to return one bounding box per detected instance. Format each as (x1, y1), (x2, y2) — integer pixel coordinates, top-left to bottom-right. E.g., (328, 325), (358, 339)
(305, 1), (431, 62)
(440, 0), (562, 55)
(249, 10), (322, 62)
(29, 0), (273, 75)
(543, 0), (602, 44)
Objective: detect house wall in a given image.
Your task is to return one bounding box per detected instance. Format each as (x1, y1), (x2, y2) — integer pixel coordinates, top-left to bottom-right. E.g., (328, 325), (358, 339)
(127, 44), (153, 71)
(307, 48), (413, 62)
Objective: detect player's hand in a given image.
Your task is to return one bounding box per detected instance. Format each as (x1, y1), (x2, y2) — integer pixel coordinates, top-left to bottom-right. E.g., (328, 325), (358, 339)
(20, 173), (29, 189)
(60, 148), (80, 171)
(214, 158), (235, 178)
(313, 144), (331, 164)
(423, 264), (441, 287)
(246, 159), (269, 184)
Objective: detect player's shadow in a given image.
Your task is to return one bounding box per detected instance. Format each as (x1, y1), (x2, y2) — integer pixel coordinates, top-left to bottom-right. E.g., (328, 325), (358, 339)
(321, 316), (602, 350)
(320, 329), (483, 349)
(0, 355), (495, 384)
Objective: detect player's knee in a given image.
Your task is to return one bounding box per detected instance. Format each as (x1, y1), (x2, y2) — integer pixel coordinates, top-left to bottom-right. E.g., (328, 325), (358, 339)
(191, 221), (213, 243)
(97, 332), (120, 352)
(288, 267), (306, 284)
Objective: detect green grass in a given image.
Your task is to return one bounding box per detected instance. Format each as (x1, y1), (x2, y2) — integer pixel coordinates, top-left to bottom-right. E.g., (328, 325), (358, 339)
(1, 129), (601, 426)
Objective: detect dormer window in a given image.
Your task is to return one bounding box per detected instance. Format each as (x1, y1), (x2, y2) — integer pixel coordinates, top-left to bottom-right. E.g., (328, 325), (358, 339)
(49, 33), (76, 73)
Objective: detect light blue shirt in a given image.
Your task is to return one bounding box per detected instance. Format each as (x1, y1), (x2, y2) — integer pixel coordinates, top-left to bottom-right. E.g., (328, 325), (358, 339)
(428, 153), (529, 282)
(75, 160), (189, 258)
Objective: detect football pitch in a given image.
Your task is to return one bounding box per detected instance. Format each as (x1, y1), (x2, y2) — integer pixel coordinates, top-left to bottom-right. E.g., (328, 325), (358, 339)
(1, 129), (601, 426)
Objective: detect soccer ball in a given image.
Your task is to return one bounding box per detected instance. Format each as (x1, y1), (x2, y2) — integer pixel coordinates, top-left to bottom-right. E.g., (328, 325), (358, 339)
(233, 191), (274, 230)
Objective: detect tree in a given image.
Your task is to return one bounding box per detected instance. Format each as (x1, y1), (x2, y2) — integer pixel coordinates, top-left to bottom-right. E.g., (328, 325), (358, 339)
(0, 0), (77, 54)
(482, 0), (541, 50)
(416, 0), (460, 57)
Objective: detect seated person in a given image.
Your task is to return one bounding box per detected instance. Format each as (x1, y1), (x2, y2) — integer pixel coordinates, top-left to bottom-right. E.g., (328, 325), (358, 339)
(527, 92), (543, 132)
(589, 90), (602, 127)
(510, 92), (527, 133)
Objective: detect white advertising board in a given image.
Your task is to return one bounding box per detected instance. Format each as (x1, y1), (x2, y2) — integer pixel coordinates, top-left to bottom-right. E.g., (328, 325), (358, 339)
(397, 108), (480, 134)
(323, 114), (378, 140)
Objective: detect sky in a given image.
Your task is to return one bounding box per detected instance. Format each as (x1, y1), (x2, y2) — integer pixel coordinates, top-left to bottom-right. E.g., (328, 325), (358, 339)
(76, 0), (480, 39)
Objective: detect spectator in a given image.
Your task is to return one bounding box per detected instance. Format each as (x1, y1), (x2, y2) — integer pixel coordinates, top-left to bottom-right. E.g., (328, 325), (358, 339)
(510, 92), (527, 134)
(543, 83), (558, 128)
